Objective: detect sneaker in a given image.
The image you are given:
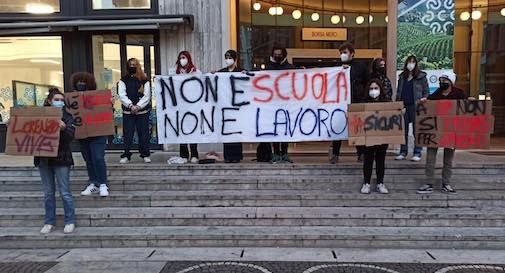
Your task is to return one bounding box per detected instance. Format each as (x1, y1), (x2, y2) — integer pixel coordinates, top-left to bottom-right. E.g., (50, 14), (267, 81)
(271, 154), (281, 164)
(167, 156), (187, 164)
(40, 224), (53, 234)
(411, 155), (422, 162)
(281, 154), (293, 163)
(442, 184), (456, 194)
(395, 154), (406, 160)
(99, 184), (109, 197)
(63, 224), (75, 234)
(377, 183), (389, 194)
(119, 157), (129, 164)
(143, 157), (152, 163)
(360, 183), (371, 194)
(81, 184), (98, 196)
(190, 157), (199, 164)
(329, 155), (338, 164)
(417, 184), (433, 194)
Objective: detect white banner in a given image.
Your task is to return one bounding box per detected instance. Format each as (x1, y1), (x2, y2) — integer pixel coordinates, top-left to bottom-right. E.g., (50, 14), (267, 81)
(155, 67), (350, 144)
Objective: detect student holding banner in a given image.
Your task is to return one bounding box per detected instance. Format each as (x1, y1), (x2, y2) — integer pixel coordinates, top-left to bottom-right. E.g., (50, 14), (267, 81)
(417, 75), (468, 194)
(72, 72), (110, 197)
(176, 51), (201, 163)
(395, 55), (429, 162)
(36, 88), (76, 234)
(217, 50), (244, 163)
(118, 58), (152, 164)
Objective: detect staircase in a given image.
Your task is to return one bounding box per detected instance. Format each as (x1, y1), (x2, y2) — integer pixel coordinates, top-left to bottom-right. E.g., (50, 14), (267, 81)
(1, 162), (505, 249)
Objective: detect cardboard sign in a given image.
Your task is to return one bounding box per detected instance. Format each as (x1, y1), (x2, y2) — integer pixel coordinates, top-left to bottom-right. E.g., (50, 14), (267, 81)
(347, 102), (405, 146)
(155, 67), (351, 144)
(415, 100), (494, 149)
(6, 107), (61, 157)
(65, 90), (114, 139)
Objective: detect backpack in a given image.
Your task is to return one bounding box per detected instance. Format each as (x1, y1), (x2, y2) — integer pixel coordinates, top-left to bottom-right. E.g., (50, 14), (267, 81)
(256, 143), (272, 162)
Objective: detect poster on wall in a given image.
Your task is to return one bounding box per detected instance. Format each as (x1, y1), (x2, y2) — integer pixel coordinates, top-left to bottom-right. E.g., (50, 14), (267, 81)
(397, 0), (455, 93)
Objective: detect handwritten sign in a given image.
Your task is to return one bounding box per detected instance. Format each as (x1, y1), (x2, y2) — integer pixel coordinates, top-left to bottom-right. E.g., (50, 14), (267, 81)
(347, 102), (405, 146)
(155, 67), (350, 144)
(415, 100), (494, 149)
(6, 107), (61, 157)
(65, 90), (114, 139)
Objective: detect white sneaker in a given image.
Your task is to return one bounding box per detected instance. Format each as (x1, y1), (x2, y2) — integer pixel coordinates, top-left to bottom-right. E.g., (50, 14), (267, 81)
(40, 224), (53, 234)
(377, 183), (389, 194)
(411, 155), (422, 162)
(99, 184), (109, 197)
(119, 157), (129, 164)
(63, 224), (75, 233)
(360, 183), (371, 194)
(143, 157), (151, 163)
(81, 184), (98, 196)
(395, 155), (406, 160)
(190, 157), (199, 164)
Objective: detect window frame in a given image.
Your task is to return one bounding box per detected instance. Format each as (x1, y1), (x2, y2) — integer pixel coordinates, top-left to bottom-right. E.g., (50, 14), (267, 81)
(85, 0), (158, 16)
(0, 0), (64, 18)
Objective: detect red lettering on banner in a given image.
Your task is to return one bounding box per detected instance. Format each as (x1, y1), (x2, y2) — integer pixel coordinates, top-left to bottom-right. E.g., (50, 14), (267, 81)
(335, 71), (349, 104)
(311, 73), (327, 100)
(83, 111), (113, 125)
(436, 100), (454, 116)
(291, 72), (308, 101)
(348, 115), (364, 135)
(438, 132), (455, 147)
(11, 117), (60, 135)
(82, 93), (112, 109)
(274, 71), (290, 101)
(253, 74), (274, 103)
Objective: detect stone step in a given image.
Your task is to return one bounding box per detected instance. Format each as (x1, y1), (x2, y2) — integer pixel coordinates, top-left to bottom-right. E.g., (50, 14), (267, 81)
(1, 225), (505, 249)
(1, 190), (505, 208)
(1, 207), (504, 228)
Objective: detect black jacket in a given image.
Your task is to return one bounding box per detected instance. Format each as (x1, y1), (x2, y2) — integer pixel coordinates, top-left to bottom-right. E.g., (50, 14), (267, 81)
(348, 60), (370, 103)
(218, 66), (243, 72)
(34, 109), (75, 167)
(428, 86), (466, 100)
(371, 73), (393, 101)
(266, 59), (295, 70)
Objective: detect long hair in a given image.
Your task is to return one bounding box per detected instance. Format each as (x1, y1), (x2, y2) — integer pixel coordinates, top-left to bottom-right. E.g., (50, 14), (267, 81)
(371, 58), (386, 77)
(125, 58), (147, 81)
(44, 87), (64, 106)
(70, 72), (97, 91)
(365, 78), (387, 101)
(175, 51), (197, 74)
(402, 55), (421, 79)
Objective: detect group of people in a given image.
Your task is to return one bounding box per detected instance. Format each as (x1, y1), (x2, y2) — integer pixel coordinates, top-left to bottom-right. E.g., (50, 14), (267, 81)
(28, 41), (470, 235)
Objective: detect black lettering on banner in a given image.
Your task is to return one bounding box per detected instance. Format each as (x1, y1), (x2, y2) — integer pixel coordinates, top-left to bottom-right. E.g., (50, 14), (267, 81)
(200, 106), (215, 134)
(390, 114), (403, 130)
(221, 107), (242, 136)
(255, 108), (275, 137)
(330, 109), (347, 135)
(204, 76), (218, 103)
(416, 132), (438, 145)
(273, 109), (288, 136)
(159, 78), (178, 108)
(181, 112), (198, 135)
(299, 108), (317, 136)
(363, 114), (404, 131)
(164, 112), (179, 137)
(418, 116), (437, 131)
(416, 102), (427, 116)
(180, 77), (204, 103)
(456, 100), (486, 116)
(230, 75), (251, 107)
(317, 109), (331, 137)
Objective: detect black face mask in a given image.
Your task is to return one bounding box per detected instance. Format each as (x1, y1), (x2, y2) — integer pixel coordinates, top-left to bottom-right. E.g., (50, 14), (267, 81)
(377, 67), (386, 74)
(75, 83), (87, 91)
(128, 66), (137, 75)
(440, 82), (450, 90)
(273, 56), (284, 63)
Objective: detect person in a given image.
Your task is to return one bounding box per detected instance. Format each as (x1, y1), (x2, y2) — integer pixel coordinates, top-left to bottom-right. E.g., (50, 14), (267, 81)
(217, 50), (243, 163)
(370, 58), (393, 101)
(330, 42), (369, 163)
(73, 72), (110, 197)
(176, 51), (201, 163)
(35, 88), (76, 233)
(261, 45), (295, 163)
(359, 79), (390, 194)
(395, 55), (429, 162)
(118, 58), (152, 164)
(417, 75), (470, 194)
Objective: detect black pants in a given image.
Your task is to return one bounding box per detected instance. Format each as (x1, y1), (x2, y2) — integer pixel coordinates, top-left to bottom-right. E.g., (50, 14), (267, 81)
(224, 143), (243, 161)
(273, 142), (288, 156)
(363, 144), (388, 184)
(180, 144), (198, 159)
(331, 141), (365, 157)
(121, 112), (151, 159)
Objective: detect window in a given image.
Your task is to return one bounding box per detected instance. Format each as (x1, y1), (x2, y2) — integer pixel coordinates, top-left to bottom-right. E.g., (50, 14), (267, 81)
(0, 0), (59, 13)
(92, 0), (150, 10)
(0, 36), (63, 122)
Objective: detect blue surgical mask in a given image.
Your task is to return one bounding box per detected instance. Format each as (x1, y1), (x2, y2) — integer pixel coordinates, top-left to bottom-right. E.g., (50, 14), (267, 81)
(75, 83), (87, 91)
(52, 100), (65, 108)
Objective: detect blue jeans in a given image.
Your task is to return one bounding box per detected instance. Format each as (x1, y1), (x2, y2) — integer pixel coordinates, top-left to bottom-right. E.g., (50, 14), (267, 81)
(400, 105), (423, 157)
(79, 136), (108, 186)
(38, 161), (75, 225)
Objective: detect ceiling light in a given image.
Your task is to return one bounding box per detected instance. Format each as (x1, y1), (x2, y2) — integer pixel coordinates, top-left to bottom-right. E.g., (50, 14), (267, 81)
(369, 15), (374, 23)
(253, 2), (261, 11)
(29, 59), (60, 65)
(276, 6), (283, 15)
(342, 15), (346, 24)
(501, 8), (505, 17)
(356, 15), (365, 25)
(269, 6), (283, 16)
(460, 11), (470, 21)
(311, 12), (320, 22)
(292, 9), (302, 19)
(471, 10), (482, 20)
(385, 15), (388, 23)
(331, 15), (340, 24)
(25, 3), (54, 14)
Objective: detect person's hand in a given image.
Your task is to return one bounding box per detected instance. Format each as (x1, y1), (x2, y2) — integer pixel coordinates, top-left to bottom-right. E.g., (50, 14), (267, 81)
(468, 96), (476, 101)
(131, 105), (140, 114)
(401, 108), (406, 114)
(342, 64), (350, 69)
(419, 98), (428, 104)
(59, 120), (66, 130)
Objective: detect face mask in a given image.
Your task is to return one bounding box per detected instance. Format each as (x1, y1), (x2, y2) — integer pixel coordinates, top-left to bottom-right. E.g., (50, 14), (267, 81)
(340, 53), (350, 63)
(440, 82), (450, 90)
(369, 88), (381, 99)
(179, 58), (188, 67)
(377, 66), (386, 74)
(407, 62), (416, 71)
(75, 83), (87, 91)
(273, 56), (284, 63)
(52, 100), (65, 108)
(225, 58), (235, 67)
(128, 66), (137, 75)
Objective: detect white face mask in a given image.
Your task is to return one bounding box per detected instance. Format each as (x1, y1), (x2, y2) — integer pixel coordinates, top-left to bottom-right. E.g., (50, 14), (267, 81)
(340, 53), (350, 63)
(225, 58), (235, 67)
(369, 87), (380, 99)
(407, 62), (416, 71)
(179, 58), (188, 67)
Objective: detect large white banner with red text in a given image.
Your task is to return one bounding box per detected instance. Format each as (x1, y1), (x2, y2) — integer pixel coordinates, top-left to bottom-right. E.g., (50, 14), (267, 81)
(155, 67), (350, 144)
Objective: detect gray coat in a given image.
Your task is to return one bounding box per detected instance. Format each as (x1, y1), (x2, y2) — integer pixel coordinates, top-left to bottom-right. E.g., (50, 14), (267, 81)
(396, 71), (429, 103)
